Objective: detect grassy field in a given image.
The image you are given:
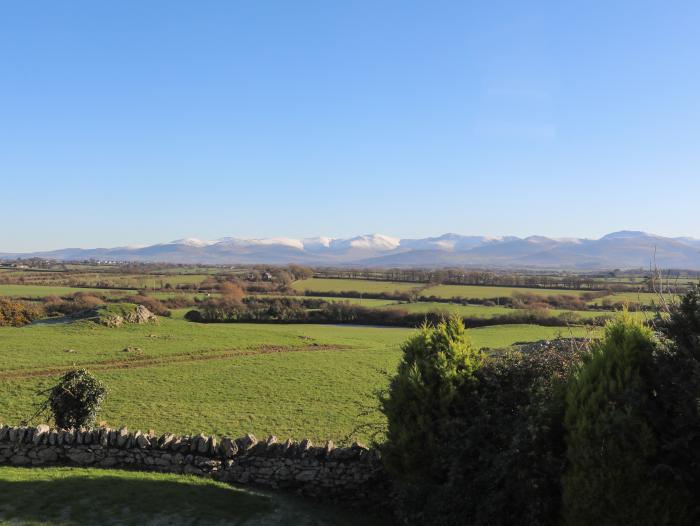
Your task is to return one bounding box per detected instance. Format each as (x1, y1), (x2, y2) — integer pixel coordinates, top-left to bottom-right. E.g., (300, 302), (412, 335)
(257, 295), (400, 308)
(384, 301), (615, 320)
(0, 318), (596, 443)
(292, 278), (420, 295)
(419, 284), (591, 299)
(0, 284), (131, 298)
(307, 296), (400, 308)
(0, 272), (212, 292)
(150, 291), (212, 301)
(0, 466), (381, 525)
(588, 291), (678, 307)
(386, 302), (514, 317)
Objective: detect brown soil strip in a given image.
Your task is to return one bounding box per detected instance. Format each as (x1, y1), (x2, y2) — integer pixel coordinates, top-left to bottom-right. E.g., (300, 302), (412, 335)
(0, 344), (349, 380)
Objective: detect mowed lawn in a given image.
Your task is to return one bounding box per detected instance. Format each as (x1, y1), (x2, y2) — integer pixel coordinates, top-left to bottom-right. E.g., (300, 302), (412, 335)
(0, 319), (596, 443)
(0, 467), (383, 525)
(292, 278), (420, 295)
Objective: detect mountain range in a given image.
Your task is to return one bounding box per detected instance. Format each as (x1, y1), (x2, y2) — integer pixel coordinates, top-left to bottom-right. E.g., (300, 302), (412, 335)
(3, 231), (700, 270)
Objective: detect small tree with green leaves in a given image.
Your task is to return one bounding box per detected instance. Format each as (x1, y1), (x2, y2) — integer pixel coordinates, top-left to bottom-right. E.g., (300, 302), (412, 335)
(660, 283), (700, 357)
(380, 316), (483, 522)
(45, 369), (107, 428)
(653, 284), (700, 520)
(562, 315), (686, 525)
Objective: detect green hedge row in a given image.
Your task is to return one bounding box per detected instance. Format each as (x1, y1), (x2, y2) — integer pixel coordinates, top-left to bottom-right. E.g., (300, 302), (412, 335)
(381, 287), (700, 525)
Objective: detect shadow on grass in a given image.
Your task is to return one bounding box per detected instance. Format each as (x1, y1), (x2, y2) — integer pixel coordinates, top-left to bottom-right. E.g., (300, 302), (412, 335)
(0, 467), (393, 526)
(0, 466), (271, 525)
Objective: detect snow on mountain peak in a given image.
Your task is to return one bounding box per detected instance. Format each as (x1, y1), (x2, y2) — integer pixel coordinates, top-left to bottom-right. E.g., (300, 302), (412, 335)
(348, 234), (401, 251)
(244, 238), (305, 250)
(170, 238), (215, 247)
(302, 237), (332, 248)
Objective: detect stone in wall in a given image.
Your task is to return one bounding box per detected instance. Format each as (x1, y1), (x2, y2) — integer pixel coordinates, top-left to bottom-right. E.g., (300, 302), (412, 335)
(0, 424), (388, 507)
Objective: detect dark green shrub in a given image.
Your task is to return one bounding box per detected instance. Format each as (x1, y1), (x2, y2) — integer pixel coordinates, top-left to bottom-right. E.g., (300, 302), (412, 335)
(184, 309), (203, 322)
(661, 283), (700, 356)
(381, 322), (587, 526)
(653, 285), (700, 519)
(561, 315), (689, 525)
(422, 340), (585, 526)
(379, 316), (483, 523)
(46, 369), (107, 428)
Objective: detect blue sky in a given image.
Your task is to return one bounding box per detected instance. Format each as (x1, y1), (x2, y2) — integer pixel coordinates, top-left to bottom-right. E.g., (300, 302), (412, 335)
(1, 1), (699, 251)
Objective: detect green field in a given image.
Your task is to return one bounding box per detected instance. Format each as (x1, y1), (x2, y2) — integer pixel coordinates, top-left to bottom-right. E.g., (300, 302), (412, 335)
(310, 296), (401, 307)
(0, 466), (381, 525)
(386, 301), (514, 317)
(150, 291), (213, 301)
(589, 291), (678, 307)
(419, 284), (590, 300)
(0, 273), (211, 292)
(0, 318), (596, 443)
(257, 295), (400, 308)
(0, 284), (131, 298)
(383, 301), (615, 320)
(292, 278), (420, 295)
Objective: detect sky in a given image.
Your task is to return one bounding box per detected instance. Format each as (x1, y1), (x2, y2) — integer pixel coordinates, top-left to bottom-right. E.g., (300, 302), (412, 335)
(1, 1), (699, 252)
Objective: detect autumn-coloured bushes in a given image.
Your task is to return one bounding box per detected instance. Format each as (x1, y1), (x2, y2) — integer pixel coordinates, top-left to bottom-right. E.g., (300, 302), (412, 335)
(0, 297), (42, 326)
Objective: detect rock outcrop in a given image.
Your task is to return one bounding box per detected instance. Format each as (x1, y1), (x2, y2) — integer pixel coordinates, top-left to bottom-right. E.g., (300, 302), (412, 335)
(74, 303), (159, 327)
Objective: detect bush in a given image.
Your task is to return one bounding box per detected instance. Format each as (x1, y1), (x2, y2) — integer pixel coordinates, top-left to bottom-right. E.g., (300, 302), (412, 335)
(185, 297), (602, 328)
(123, 295), (171, 317)
(72, 293), (105, 310)
(413, 340), (584, 526)
(379, 316), (484, 524)
(661, 283), (700, 355)
(653, 285), (700, 519)
(561, 315), (689, 525)
(380, 291), (700, 525)
(40, 293), (105, 317)
(218, 281), (245, 301)
(44, 369), (107, 429)
(0, 297), (42, 326)
(184, 309), (203, 322)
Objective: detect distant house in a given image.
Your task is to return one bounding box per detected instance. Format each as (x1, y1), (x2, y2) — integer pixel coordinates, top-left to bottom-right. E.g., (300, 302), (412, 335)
(262, 272), (273, 281)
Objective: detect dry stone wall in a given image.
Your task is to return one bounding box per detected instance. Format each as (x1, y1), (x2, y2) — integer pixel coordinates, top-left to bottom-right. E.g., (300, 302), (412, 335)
(0, 424), (388, 506)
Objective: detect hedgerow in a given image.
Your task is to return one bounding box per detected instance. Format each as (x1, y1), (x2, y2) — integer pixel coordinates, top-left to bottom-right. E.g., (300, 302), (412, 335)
(381, 287), (700, 525)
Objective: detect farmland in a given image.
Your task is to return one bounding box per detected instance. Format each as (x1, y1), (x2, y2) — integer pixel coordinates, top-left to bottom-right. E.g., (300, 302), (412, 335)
(291, 277), (665, 307)
(385, 301), (615, 320)
(292, 278), (420, 295)
(292, 276), (680, 313)
(419, 284), (591, 299)
(0, 284), (131, 298)
(0, 262), (684, 524)
(0, 319), (595, 443)
(588, 291), (678, 307)
(0, 265), (672, 525)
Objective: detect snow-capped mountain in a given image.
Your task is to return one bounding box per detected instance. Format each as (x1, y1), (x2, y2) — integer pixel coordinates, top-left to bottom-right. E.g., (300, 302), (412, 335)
(2, 231), (700, 269)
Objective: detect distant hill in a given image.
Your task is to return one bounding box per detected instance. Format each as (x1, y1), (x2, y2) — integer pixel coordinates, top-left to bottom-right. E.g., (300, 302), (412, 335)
(2, 231), (700, 270)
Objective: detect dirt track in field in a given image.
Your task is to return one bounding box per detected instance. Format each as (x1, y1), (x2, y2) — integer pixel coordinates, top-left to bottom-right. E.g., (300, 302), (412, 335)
(0, 344), (349, 380)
